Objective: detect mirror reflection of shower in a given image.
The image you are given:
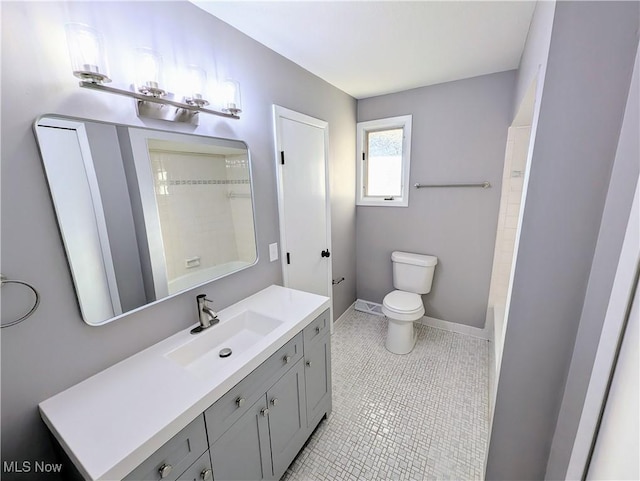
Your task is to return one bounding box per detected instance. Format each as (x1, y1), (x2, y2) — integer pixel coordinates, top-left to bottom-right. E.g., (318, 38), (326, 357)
(34, 116), (258, 326)
(148, 139), (256, 294)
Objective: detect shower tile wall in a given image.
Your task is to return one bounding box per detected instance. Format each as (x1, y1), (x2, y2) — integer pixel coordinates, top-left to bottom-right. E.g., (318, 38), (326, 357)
(486, 125), (531, 387)
(151, 151), (239, 282)
(225, 154), (256, 262)
(488, 126), (530, 312)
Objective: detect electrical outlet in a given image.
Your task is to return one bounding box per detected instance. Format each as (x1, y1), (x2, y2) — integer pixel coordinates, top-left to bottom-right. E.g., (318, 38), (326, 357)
(269, 243), (279, 262)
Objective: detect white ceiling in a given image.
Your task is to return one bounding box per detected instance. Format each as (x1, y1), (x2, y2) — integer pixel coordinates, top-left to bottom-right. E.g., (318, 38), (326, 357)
(191, 1), (537, 99)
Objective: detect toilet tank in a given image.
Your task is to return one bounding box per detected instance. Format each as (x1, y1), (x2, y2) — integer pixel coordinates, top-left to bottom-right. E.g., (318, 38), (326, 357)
(391, 251), (438, 294)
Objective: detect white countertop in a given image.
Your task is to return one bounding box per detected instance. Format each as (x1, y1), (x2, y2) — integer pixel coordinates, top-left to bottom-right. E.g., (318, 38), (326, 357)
(39, 285), (330, 481)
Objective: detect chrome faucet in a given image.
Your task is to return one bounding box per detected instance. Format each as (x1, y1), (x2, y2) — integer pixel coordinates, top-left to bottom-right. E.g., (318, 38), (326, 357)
(191, 294), (219, 334)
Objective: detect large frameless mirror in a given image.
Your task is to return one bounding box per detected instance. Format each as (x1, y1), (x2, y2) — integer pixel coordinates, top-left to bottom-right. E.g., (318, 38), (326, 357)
(34, 115), (258, 326)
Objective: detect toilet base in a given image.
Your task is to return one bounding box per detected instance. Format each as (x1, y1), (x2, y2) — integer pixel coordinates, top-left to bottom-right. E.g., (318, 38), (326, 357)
(385, 318), (418, 354)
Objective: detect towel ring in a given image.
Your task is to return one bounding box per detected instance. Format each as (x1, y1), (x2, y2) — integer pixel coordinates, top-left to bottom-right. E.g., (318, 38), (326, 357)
(0, 275), (40, 328)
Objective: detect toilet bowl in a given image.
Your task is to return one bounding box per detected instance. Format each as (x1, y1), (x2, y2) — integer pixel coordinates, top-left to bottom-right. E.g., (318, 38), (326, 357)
(382, 251), (437, 354)
(382, 290), (425, 354)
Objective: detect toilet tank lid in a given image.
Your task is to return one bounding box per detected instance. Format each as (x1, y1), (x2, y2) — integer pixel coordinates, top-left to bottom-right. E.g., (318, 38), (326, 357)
(392, 251), (438, 267)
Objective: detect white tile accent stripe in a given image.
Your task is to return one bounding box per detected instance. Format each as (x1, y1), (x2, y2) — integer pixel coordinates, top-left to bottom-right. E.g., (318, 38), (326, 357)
(282, 309), (490, 480)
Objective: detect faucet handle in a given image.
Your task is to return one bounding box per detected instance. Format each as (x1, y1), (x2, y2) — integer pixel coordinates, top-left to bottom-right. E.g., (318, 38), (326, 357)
(197, 294), (213, 304)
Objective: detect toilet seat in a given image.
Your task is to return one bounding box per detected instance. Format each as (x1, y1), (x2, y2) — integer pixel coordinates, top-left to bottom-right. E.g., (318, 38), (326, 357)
(382, 290), (425, 321)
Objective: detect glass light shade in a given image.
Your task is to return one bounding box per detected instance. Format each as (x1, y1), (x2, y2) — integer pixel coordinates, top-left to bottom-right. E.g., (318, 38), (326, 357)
(134, 48), (165, 96)
(222, 79), (242, 114)
(65, 24), (110, 83)
(186, 66), (207, 98)
(183, 66), (209, 106)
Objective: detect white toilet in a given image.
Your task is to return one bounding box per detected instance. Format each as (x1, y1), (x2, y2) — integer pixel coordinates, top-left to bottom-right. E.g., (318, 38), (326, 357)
(382, 251), (438, 354)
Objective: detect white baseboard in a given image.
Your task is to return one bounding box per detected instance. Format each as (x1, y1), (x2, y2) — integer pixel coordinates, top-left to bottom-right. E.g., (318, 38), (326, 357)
(418, 316), (490, 340)
(333, 302), (355, 328)
(355, 299), (490, 340)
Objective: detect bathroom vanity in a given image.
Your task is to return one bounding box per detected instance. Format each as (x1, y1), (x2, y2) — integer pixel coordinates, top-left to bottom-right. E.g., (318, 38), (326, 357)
(39, 286), (332, 481)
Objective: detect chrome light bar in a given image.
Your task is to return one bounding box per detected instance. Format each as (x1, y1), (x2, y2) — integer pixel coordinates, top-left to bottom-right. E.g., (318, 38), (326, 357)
(79, 81), (240, 124)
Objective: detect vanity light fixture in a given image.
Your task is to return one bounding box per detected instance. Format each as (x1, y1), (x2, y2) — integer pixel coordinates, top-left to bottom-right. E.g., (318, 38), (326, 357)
(65, 24), (241, 123)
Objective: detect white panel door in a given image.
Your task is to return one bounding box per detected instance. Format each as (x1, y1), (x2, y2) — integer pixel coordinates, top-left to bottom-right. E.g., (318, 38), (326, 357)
(273, 106), (332, 308)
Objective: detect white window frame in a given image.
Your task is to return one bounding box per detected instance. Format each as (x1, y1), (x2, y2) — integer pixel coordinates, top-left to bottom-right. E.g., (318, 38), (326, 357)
(356, 114), (412, 207)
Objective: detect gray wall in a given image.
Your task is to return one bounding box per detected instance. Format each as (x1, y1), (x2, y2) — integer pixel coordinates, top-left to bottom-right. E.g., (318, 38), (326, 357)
(486, 2), (640, 479)
(512, 0), (555, 120)
(545, 28), (640, 481)
(356, 71), (515, 328)
(0, 2), (356, 479)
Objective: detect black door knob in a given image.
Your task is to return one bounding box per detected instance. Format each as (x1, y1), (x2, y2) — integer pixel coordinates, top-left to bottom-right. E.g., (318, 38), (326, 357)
(321, 250), (331, 258)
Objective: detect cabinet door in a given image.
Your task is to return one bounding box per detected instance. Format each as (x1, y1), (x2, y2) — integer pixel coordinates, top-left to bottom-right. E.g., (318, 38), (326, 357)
(266, 360), (308, 479)
(304, 334), (332, 428)
(210, 397), (271, 481)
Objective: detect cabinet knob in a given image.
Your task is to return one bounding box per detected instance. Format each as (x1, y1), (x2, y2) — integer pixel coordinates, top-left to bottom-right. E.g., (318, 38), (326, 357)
(306, 360), (312, 367)
(158, 463), (173, 478)
(315, 326), (321, 334)
(283, 355), (291, 364)
(200, 468), (213, 480)
(236, 397), (245, 408)
(270, 398), (279, 406)
(261, 408), (269, 417)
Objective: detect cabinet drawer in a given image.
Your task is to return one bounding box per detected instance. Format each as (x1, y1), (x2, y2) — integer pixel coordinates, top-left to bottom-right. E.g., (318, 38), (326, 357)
(205, 332), (303, 444)
(303, 309), (330, 347)
(124, 416), (207, 481)
(176, 451), (213, 481)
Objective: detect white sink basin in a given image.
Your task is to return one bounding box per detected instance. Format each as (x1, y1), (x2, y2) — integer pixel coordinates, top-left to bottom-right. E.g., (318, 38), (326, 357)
(166, 310), (283, 372)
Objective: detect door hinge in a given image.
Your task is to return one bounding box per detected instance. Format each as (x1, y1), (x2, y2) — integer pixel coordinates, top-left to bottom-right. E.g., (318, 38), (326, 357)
(280, 151), (285, 165)
(286, 252), (290, 264)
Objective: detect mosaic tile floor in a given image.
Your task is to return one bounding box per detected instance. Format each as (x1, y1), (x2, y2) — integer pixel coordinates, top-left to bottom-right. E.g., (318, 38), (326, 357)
(281, 308), (489, 481)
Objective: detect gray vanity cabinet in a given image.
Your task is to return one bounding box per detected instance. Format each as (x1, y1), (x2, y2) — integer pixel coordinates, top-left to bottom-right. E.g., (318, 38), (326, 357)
(209, 396), (272, 481)
(266, 360), (308, 478)
(204, 332), (308, 481)
(120, 310), (331, 481)
(123, 416), (208, 481)
(176, 452), (213, 481)
(302, 315), (332, 430)
(208, 358), (308, 481)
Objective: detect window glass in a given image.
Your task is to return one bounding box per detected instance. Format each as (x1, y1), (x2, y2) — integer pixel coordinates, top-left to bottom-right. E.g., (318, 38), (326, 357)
(356, 114), (412, 207)
(366, 128), (403, 196)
